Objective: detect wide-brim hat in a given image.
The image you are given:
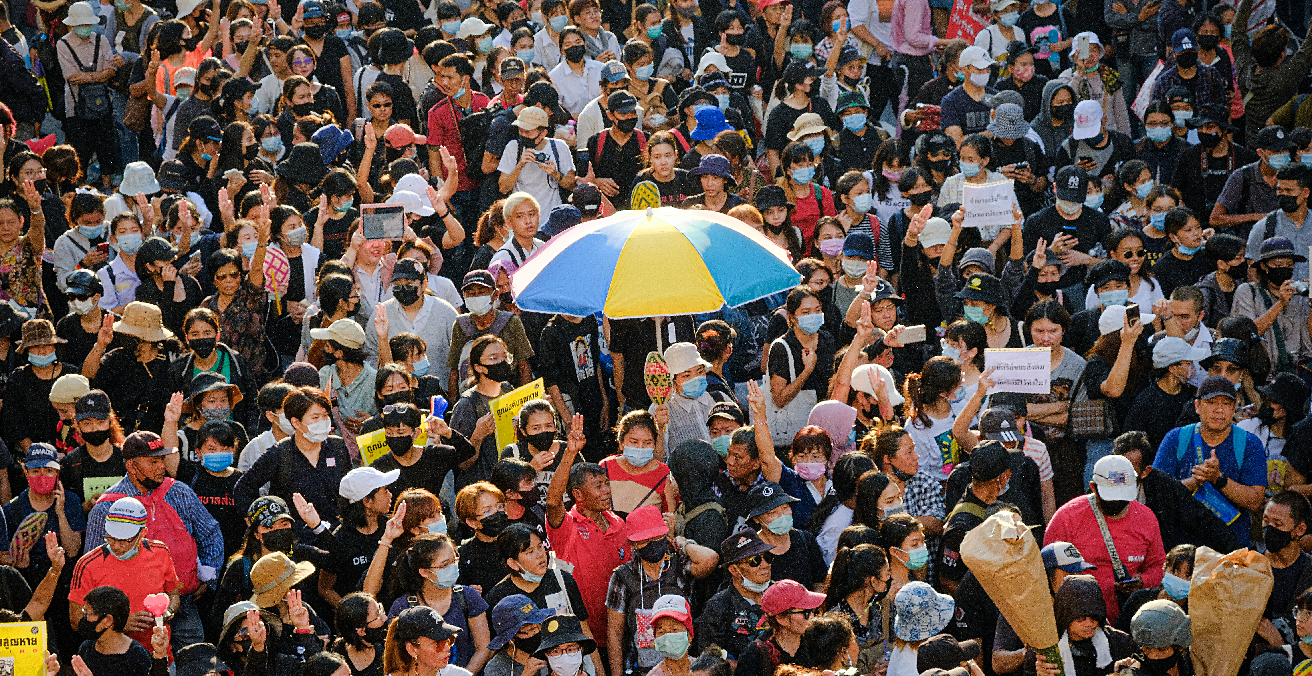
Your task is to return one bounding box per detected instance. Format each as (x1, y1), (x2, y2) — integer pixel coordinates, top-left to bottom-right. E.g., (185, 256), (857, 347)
(276, 143), (329, 186)
(719, 529), (775, 566)
(1258, 372), (1311, 413)
(249, 552), (316, 607)
(786, 112), (830, 141)
(663, 341), (710, 375)
(893, 582), (955, 642)
(30, 0), (66, 12)
(954, 273), (1008, 307)
(1200, 337), (1249, 370)
(688, 153), (737, 185)
(183, 371), (244, 413)
(533, 615), (596, 658)
(1259, 236), (1308, 263)
(120, 161), (161, 196)
(754, 185), (792, 211)
(489, 595), (555, 650)
(113, 301), (174, 342)
(64, 1), (98, 25)
(987, 103), (1030, 140)
(17, 318), (66, 351)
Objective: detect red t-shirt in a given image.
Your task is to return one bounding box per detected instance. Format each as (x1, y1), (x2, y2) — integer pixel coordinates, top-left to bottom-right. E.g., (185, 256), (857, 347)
(598, 456), (675, 515)
(1044, 497), (1166, 624)
(70, 539), (181, 648)
(546, 506), (631, 640)
(791, 185), (836, 251)
(425, 92), (492, 193)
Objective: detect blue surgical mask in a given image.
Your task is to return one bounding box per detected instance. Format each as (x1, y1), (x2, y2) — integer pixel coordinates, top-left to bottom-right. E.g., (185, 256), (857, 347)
(521, 570), (544, 583)
(201, 451), (233, 472)
(454, 87), (467, 99)
(427, 519), (449, 535)
(797, 312), (824, 334)
(336, 28), (353, 39)
(334, 198), (354, 213)
(1000, 11), (1019, 25)
(905, 545), (929, 569)
(623, 445), (654, 466)
(1161, 572), (1190, 600)
(1098, 289), (1128, 306)
(852, 193), (873, 213)
(1136, 179), (1156, 198)
(442, 20), (461, 34)
(804, 137), (825, 155)
(716, 93), (730, 110)
(1084, 192), (1104, 209)
(766, 514), (793, 534)
(431, 563), (461, 588)
(1145, 126), (1171, 143)
(681, 375), (708, 399)
(843, 112), (867, 131)
(1177, 243), (1202, 255)
(1149, 211), (1167, 229)
(532, 10), (544, 24)
(710, 434), (732, 457)
(73, 25), (95, 38)
(550, 14), (569, 31)
(789, 43), (813, 59)
(940, 339), (962, 361)
(964, 305), (988, 324)
(1268, 153), (1291, 170)
(262, 137), (283, 152)
(478, 36), (494, 53)
(1302, 153), (1312, 168)
(1172, 110), (1193, 126)
(116, 233), (143, 255)
(960, 161), (981, 178)
(518, 48), (536, 63)
(831, 18), (847, 32)
(412, 357), (430, 377)
(111, 542), (140, 561)
(647, 24), (663, 38)
(27, 351), (56, 367)
(635, 63), (654, 80)
(79, 223), (104, 239)
(791, 166), (815, 184)
(201, 153), (213, 162)
(241, 242), (259, 258)
(1223, 23), (1232, 37)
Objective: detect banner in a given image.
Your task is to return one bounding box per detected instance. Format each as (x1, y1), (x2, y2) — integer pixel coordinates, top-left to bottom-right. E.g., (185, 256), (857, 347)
(984, 348), (1051, 394)
(491, 379), (546, 451)
(963, 180), (1017, 229)
(0, 621), (45, 676)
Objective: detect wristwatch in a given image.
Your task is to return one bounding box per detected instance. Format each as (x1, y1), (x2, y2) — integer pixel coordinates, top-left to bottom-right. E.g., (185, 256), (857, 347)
(1213, 474), (1229, 490)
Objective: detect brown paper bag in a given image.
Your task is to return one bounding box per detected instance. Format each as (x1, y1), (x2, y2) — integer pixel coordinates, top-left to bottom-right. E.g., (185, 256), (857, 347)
(961, 511), (1060, 651)
(1188, 547), (1273, 676)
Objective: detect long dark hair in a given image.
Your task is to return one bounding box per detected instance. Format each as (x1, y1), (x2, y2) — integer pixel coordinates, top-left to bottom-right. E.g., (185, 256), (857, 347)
(217, 121), (254, 174)
(334, 592), (379, 651)
(850, 470), (893, 527)
(904, 357), (961, 427)
(823, 543), (889, 611)
(871, 139), (911, 201)
(807, 452), (874, 535)
(389, 533), (455, 600)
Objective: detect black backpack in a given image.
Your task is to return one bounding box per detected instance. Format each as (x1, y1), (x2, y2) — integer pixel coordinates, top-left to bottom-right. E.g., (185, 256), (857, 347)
(454, 98), (505, 182)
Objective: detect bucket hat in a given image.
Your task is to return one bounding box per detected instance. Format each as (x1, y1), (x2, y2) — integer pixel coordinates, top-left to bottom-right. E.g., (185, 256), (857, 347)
(688, 154), (736, 185)
(893, 582), (955, 642)
(1200, 337), (1249, 370)
(249, 552), (315, 607)
(276, 143), (329, 186)
(17, 318), (65, 352)
(533, 615), (596, 658)
(119, 162), (161, 196)
(690, 106), (732, 141)
(954, 273), (1008, 306)
(113, 301), (174, 342)
(489, 595), (555, 650)
(311, 125), (355, 164)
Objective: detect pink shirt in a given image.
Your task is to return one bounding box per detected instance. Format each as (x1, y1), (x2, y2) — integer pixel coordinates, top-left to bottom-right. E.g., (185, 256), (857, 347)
(1044, 497), (1166, 624)
(891, 0), (937, 56)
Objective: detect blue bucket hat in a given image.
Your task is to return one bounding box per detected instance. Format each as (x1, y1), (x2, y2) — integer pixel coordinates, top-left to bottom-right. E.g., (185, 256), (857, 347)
(488, 595), (556, 650)
(311, 124), (354, 165)
(691, 106), (733, 141)
(688, 154), (737, 186)
(893, 582), (955, 642)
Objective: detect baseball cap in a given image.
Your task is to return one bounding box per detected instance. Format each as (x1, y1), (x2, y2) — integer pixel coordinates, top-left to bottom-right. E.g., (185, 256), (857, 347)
(626, 505), (670, 541)
(761, 579), (826, 616)
(188, 116), (224, 143)
(462, 270), (496, 291)
(499, 56), (526, 79)
(1131, 600), (1193, 649)
(512, 106), (550, 130)
(601, 59), (629, 82)
(843, 232), (874, 259)
(979, 408), (1021, 443)
(1171, 28), (1197, 52)
(310, 318), (367, 349)
(572, 183), (602, 213)
(1098, 304), (1155, 336)
(747, 481), (799, 518)
(969, 440), (1010, 482)
(75, 390), (113, 421)
(608, 90), (638, 114)
(650, 594), (693, 635)
(1197, 374), (1239, 401)
(1256, 125), (1294, 151)
(1072, 100), (1103, 140)
(340, 466), (401, 503)
(958, 45), (994, 70)
(395, 606), (462, 644)
(105, 497), (148, 539)
(457, 16), (494, 37)
(392, 258), (427, 281)
(1041, 541), (1097, 572)
(919, 218), (951, 248)
(384, 124), (427, 148)
(1091, 454), (1137, 501)
(122, 430), (173, 459)
(1085, 259), (1131, 289)
(707, 401), (745, 426)
(1152, 336), (1210, 368)
(851, 363), (904, 406)
(25, 443), (60, 470)
(247, 495), (295, 529)
(50, 373), (91, 404)
(917, 634), (982, 671)
(719, 529), (774, 566)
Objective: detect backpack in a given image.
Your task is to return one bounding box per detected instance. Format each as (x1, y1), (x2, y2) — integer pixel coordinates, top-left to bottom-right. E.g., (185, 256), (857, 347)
(455, 311), (515, 384)
(60, 35), (110, 120)
(674, 500), (725, 537)
(453, 98), (494, 182)
(98, 479), (202, 594)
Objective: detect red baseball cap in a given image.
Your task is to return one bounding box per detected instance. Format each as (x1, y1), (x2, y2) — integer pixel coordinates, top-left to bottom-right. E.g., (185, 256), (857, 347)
(626, 505), (669, 542)
(758, 0), (789, 8)
(761, 579), (826, 616)
(651, 594), (694, 635)
(384, 123), (428, 148)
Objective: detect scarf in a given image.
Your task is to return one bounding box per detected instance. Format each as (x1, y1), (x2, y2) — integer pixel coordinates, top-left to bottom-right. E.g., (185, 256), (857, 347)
(1057, 627), (1111, 676)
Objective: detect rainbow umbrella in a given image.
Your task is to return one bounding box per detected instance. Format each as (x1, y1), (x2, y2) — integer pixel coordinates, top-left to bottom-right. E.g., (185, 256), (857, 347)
(511, 207), (801, 318)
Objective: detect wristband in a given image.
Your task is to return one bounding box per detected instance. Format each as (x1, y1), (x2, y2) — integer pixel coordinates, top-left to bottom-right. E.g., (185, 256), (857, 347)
(1214, 474), (1229, 490)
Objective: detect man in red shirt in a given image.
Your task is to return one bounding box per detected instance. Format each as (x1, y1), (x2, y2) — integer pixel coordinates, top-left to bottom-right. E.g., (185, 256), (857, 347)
(1044, 454), (1166, 624)
(546, 412), (632, 654)
(426, 52), (490, 229)
(69, 496), (181, 651)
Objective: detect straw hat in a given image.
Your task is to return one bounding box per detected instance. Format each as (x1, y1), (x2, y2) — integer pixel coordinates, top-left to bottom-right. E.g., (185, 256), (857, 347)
(113, 301), (175, 342)
(249, 552), (315, 608)
(787, 113), (830, 141)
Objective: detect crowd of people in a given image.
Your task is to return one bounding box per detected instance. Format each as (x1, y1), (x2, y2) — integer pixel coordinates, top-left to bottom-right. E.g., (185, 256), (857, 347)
(0, 0), (1306, 673)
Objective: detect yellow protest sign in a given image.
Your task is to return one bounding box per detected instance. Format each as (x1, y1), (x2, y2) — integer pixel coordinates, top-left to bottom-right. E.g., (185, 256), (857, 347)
(357, 424), (430, 466)
(0, 621), (46, 675)
(491, 379), (546, 451)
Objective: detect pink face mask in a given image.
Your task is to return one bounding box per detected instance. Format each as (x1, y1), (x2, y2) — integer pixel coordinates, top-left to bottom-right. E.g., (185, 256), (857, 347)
(1012, 64), (1035, 83)
(818, 238), (845, 257)
(882, 168), (903, 182)
(795, 462), (828, 481)
(29, 474), (57, 495)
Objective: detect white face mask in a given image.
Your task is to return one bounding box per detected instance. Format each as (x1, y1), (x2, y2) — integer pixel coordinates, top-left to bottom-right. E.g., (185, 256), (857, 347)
(302, 419), (332, 442)
(70, 298), (97, 315)
(547, 651), (584, 676)
(276, 411), (296, 435)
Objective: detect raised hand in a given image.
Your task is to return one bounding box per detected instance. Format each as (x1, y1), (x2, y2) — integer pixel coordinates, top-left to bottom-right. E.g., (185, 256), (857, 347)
(426, 415), (452, 439)
(951, 206), (965, 230)
(164, 392), (184, 425)
(246, 609), (267, 651)
(565, 413), (585, 454)
(292, 492), (321, 529)
(71, 656), (93, 676)
(908, 204), (933, 236)
(21, 179), (40, 209)
(855, 301), (874, 342)
(746, 379), (768, 422)
(474, 412), (496, 440)
(44, 531), (65, 571)
(44, 652), (59, 676)
(286, 589), (311, 630)
(1033, 238), (1047, 269)
(381, 501), (407, 545)
(978, 367), (996, 394)
(373, 302), (389, 337)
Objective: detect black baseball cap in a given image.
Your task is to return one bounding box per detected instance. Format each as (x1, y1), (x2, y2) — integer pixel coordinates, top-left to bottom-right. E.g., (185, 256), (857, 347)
(969, 440), (1011, 482)
(747, 481), (799, 518)
(462, 269), (496, 291)
(1256, 125), (1294, 151)
(392, 258), (426, 281)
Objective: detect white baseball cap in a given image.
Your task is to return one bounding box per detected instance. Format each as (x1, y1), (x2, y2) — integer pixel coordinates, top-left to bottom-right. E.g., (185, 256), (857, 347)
(1091, 454), (1137, 502)
(105, 497), (148, 540)
(310, 318), (367, 349)
(958, 45), (994, 70)
(393, 190), (435, 217)
(1072, 100), (1104, 140)
(340, 467), (401, 503)
(1152, 336), (1210, 368)
(663, 342), (710, 376)
(919, 218), (952, 249)
(458, 16), (494, 38)
(851, 363), (904, 406)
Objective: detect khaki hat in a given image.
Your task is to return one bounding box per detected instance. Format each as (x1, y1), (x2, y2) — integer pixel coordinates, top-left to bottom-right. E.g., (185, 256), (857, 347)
(64, 1), (98, 25)
(50, 373), (91, 404)
(310, 318), (366, 349)
(18, 318), (66, 352)
(249, 552), (315, 608)
(113, 301), (175, 343)
(786, 112), (830, 141)
(512, 106), (549, 130)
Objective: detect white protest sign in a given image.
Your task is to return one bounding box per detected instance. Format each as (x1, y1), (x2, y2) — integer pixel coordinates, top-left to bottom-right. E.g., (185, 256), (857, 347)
(962, 180), (1017, 229)
(984, 347), (1051, 394)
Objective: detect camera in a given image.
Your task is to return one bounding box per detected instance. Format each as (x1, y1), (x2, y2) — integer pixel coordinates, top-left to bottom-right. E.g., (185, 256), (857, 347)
(534, 151), (549, 163)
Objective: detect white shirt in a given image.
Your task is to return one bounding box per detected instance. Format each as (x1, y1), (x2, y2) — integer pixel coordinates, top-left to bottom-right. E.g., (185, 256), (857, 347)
(847, 0), (894, 64)
(818, 503), (854, 565)
(97, 255), (140, 310)
(533, 28), (562, 69)
(253, 72), (286, 115)
(428, 273), (463, 310)
(354, 262), (390, 319)
(497, 138), (575, 223)
(548, 58), (604, 116)
(238, 430), (280, 473)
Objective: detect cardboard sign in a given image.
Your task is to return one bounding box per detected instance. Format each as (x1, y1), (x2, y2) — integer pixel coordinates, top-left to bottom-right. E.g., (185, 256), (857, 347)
(962, 180), (1017, 229)
(491, 379), (546, 451)
(984, 348), (1051, 394)
(0, 621), (46, 676)
(82, 476), (120, 501)
(357, 426), (429, 466)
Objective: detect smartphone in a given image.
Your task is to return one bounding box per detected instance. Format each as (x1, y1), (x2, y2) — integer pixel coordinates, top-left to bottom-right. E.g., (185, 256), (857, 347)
(900, 324), (928, 344)
(1076, 32), (1091, 59)
(96, 242), (109, 254)
(1014, 161), (1029, 171)
(361, 203), (405, 240)
(1125, 303), (1139, 325)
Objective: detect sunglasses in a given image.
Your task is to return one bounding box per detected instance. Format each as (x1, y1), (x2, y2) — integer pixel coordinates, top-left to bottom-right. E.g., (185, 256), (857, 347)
(1121, 249), (1146, 258)
(293, 58), (315, 67)
(381, 404), (414, 414)
(742, 553), (774, 567)
(215, 271), (242, 281)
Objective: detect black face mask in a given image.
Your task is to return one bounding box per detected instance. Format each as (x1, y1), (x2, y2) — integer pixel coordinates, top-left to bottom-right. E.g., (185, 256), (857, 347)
(564, 45), (586, 63)
(525, 430), (556, 453)
(1265, 524), (1295, 551)
(81, 429), (112, 447)
(514, 632), (542, 655)
(906, 190), (933, 207)
(78, 616), (106, 641)
(139, 475), (163, 491)
(869, 581), (890, 605)
(386, 435), (414, 456)
(518, 487), (542, 505)
(1264, 265), (1295, 285)
(1175, 50), (1198, 68)
(183, 33), (203, 51)
(637, 538), (668, 563)
(303, 24), (330, 39)
(1034, 279), (1062, 296)
(1197, 131), (1222, 148)
(725, 32), (746, 46)
(481, 511), (511, 537)
(234, 40), (250, 54)
(1141, 652), (1179, 676)
(1050, 103), (1074, 123)
(1199, 34), (1220, 50)
(482, 361), (516, 383)
(1097, 497), (1129, 516)
(842, 74), (860, 86)
(1279, 194), (1302, 214)
(322, 350), (339, 365)
(1226, 260), (1248, 279)
(1086, 132), (1106, 147)
(511, 18), (532, 32)
(393, 284), (422, 306)
(292, 102), (315, 116)
(381, 390), (415, 407)
(615, 117), (638, 133)
(189, 337), (216, 358)
(927, 159), (952, 174)
(198, 79), (219, 95)
(261, 527), (294, 553)
(244, 144), (258, 160)
(363, 625), (388, 644)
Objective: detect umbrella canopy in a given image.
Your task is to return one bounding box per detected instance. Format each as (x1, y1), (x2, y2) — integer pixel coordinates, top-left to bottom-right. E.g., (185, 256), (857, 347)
(511, 207), (801, 318)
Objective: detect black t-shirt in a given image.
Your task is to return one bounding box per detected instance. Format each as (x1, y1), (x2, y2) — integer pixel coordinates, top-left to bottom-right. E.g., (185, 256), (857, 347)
(634, 168), (692, 206)
(608, 316), (697, 408)
(1268, 551), (1312, 618)
(325, 522), (385, 597)
(944, 450), (1044, 531)
(78, 640), (153, 676)
(941, 491), (988, 582)
(681, 192), (747, 213)
(537, 316), (605, 420)
(306, 206), (359, 262)
(736, 633), (809, 676)
(187, 466), (245, 561)
(312, 36), (351, 116)
(1082, 354), (1148, 425)
(991, 137), (1051, 216)
(371, 435), (478, 498)
(696, 586), (765, 660)
(768, 330), (836, 400)
(1021, 204), (1113, 255)
(60, 445), (126, 503)
(1151, 251), (1216, 298)
(1124, 380), (1198, 451)
(765, 98), (836, 152)
(484, 568), (589, 625)
(768, 529), (827, 589)
(719, 48), (758, 93)
(56, 313), (102, 370)
(1015, 7), (1075, 78)
(585, 129), (644, 210)
(457, 535), (509, 593)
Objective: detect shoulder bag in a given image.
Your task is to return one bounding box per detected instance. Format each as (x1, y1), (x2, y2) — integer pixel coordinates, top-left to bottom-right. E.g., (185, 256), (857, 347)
(1067, 363), (1117, 440)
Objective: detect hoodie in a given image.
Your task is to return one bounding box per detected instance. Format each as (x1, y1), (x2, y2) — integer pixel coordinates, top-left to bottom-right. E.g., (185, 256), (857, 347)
(669, 439), (728, 547)
(1031, 80), (1076, 164)
(1051, 575), (1136, 676)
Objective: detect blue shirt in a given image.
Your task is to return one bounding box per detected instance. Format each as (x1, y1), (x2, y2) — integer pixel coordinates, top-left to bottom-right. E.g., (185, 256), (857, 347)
(84, 477), (225, 576)
(2, 489), (89, 564)
(1152, 424), (1266, 546)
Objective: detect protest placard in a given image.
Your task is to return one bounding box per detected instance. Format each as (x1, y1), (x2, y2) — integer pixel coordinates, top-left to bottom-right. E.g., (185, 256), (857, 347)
(357, 426), (429, 466)
(963, 180), (1017, 229)
(0, 621), (45, 676)
(984, 348), (1051, 394)
(83, 476), (120, 501)
(491, 379), (546, 451)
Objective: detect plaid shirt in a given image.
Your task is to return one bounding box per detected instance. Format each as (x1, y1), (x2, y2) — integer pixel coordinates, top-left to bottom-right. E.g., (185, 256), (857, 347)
(904, 470), (946, 520)
(1150, 64), (1230, 114)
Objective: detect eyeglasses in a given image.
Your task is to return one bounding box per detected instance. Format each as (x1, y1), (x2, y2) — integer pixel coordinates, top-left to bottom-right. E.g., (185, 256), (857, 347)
(215, 271), (242, 281)
(783, 609), (813, 619)
(545, 647), (583, 658)
(742, 553), (774, 567)
(381, 404), (414, 414)
(1121, 249), (1146, 258)
(293, 58), (315, 67)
